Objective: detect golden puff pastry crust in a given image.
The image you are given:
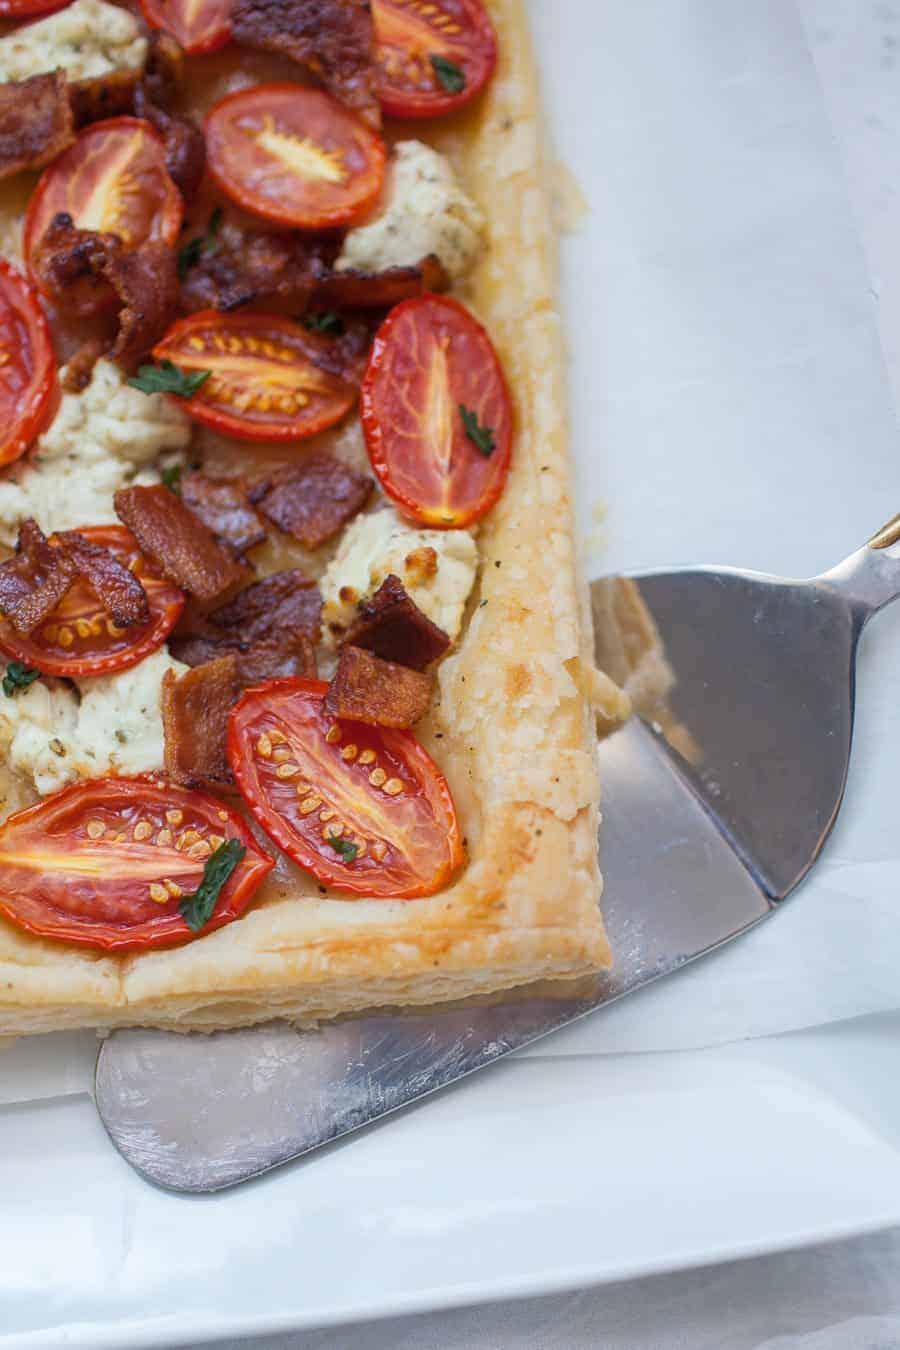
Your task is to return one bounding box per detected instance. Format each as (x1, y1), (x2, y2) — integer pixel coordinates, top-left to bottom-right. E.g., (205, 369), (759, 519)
(0, 0), (611, 1036)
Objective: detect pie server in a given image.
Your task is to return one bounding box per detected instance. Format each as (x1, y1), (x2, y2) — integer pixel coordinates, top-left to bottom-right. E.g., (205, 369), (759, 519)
(94, 513), (900, 1192)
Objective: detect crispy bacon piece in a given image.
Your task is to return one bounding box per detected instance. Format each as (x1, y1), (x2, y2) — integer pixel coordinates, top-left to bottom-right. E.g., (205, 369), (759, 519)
(231, 0), (379, 127)
(54, 529), (150, 628)
(211, 568), (322, 643)
(0, 520), (77, 635)
(180, 474), (267, 557)
(61, 339), (106, 394)
(251, 453), (373, 551)
(135, 89), (206, 199)
(179, 221), (327, 315)
(0, 72), (75, 181)
(312, 256), (449, 310)
(32, 215), (179, 366)
(342, 574), (450, 672)
(170, 632), (317, 685)
(68, 69), (140, 126)
(162, 655), (238, 788)
(325, 644), (432, 728)
(114, 485), (248, 609)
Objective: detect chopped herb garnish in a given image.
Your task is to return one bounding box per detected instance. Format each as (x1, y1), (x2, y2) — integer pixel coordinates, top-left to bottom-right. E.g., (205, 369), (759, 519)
(329, 835), (358, 863)
(176, 235), (204, 280)
(459, 404), (495, 456)
(128, 360), (211, 398)
(302, 310), (345, 336)
(176, 207), (226, 279)
(160, 462), (183, 494)
(2, 661), (38, 697)
(178, 838), (246, 933)
(431, 52), (466, 94)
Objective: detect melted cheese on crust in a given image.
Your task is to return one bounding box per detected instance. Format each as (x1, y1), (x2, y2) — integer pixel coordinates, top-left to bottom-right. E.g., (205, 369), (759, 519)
(0, 0), (147, 83)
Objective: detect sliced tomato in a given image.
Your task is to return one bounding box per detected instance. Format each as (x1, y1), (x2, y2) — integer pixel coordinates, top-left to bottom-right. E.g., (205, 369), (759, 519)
(152, 311), (357, 442)
(140, 0), (231, 54)
(361, 293), (512, 528)
(24, 117), (183, 297)
(0, 260), (57, 468)
(228, 678), (464, 899)
(373, 0), (497, 118)
(0, 526), (185, 678)
(205, 84), (386, 230)
(0, 778), (273, 951)
(0, 0), (71, 12)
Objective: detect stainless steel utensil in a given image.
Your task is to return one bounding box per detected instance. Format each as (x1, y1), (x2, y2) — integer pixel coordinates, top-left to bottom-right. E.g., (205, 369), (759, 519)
(95, 514), (900, 1192)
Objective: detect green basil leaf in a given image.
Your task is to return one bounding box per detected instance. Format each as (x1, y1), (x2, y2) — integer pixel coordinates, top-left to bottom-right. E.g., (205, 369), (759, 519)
(459, 404), (496, 456)
(2, 661), (39, 697)
(302, 310), (345, 336)
(328, 835), (358, 863)
(128, 360), (211, 399)
(179, 838), (246, 933)
(430, 53), (466, 94)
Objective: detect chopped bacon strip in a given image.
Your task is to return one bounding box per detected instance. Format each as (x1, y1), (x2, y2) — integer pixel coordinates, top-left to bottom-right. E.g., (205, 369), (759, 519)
(61, 339), (106, 394)
(170, 632), (317, 685)
(231, 0), (379, 127)
(210, 568), (322, 644)
(32, 215), (179, 367)
(68, 69), (140, 126)
(0, 72), (74, 181)
(325, 644), (432, 729)
(312, 256), (449, 310)
(342, 574), (450, 672)
(114, 485), (248, 609)
(180, 474), (267, 557)
(251, 453), (373, 551)
(179, 221), (327, 315)
(162, 655), (238, 788)
(53, 529), (150, 628)
(0, 520), (76, 635)
(134, 88), (206, 199)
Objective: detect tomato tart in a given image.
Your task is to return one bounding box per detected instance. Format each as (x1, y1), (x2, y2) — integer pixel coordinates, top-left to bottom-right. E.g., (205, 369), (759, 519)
(0, 0), (634, 1036)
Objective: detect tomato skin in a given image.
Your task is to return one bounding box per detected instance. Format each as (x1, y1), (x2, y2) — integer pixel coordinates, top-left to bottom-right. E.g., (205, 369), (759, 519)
(361, 293), (513, 529)
(205, 83), (386, 230)
(0, 525), (185, 677)
(228, 678), (464, 899)
(373, 0), (497, 119)
(24, 118), (183, 296)
(0, 260), (58, 468)
(140, 0), (231, 54)
(152, 311), (357, 443)
(0, 0), (71, 14)
(0, 778), (273, 952)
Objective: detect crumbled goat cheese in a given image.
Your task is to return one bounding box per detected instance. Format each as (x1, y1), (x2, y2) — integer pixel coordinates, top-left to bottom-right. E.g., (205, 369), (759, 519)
(0, 0), (147, 83)
(336, 141), (486, 282)
(0, 360), (191, 545)
(320, 506), (479, 645)
(0, 648), (187, 797)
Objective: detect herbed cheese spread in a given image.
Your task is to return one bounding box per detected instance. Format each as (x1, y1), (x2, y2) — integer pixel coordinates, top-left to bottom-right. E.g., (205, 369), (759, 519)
(0, 360), (191, 546)
(336, 141), (487, 282)
(0, 0), (147, 84)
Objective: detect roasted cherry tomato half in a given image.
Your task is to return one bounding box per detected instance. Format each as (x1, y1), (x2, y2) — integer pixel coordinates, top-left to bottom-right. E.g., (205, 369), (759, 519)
(372, 0), (497, 118)
(140, 0), (231, 54)
(0, 0), (70, 13)
(0, 778), (273, 952)
(0, 260), (57, 468)
(361, 293), (512, 528)
(205, 83), (386, 230)
(152, 311), (357, 442)
(0, 525), (185, 677)
(24, 117), (183, 296)
(229, 678), (464, 899)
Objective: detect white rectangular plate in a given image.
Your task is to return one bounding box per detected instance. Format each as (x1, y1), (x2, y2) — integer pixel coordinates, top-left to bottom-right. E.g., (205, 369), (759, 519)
(5, 1), (900, 1345)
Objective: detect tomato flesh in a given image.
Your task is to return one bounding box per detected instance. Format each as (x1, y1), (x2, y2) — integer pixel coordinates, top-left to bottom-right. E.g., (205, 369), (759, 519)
(24, 118), (183, 301)
(361, 293), (513, 528)
(228, 678), (464, 898)
(153, 311), (357, 443)
(205, 83), (386, 230)
(0, 778), (273, 951)
(140, 0), (231, 54)
(0, 260), (57, 468)
(0, 526), (185, 678)
(0, 0), (71, 14)
(373, 0), (497, 118)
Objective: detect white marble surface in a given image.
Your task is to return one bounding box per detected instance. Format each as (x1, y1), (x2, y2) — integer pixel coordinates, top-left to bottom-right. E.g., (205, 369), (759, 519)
(211, 2), (900, 1345)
